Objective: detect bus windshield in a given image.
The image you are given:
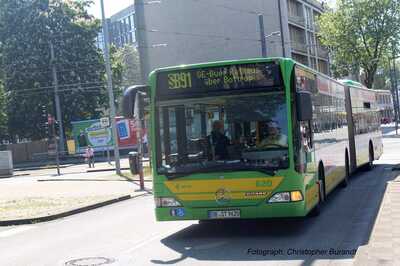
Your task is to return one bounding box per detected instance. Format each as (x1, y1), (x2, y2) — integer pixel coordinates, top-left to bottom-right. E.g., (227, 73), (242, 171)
(156, 92), (289, 177)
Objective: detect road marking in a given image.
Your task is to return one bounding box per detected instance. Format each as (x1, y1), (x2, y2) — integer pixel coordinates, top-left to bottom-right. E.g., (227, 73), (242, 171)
(0, 225), (35, 238)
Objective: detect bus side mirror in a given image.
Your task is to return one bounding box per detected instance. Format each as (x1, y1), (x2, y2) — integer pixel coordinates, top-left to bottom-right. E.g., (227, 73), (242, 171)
(296, 91), (312, 121)
(122, 85), (149, 118)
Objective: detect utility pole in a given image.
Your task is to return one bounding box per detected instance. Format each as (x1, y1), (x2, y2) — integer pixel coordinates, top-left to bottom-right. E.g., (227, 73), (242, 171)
(258, 14), (267, 57)
(277, 0), (286, 57)
(49, 41), (65, 153)
(100, 0), (121, 174)
(390, 58), (398, 135)
(50, 115), (61, 176)
(135, 92), (145, 191)
(393, 51), (399, 135)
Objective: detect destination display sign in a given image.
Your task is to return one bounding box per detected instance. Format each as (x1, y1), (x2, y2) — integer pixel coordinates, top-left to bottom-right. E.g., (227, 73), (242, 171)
(156, 62), (282, 99)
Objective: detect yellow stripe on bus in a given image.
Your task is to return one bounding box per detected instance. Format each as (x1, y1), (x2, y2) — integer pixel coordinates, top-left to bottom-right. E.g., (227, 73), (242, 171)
(325, 167), (345, 193)
(165, 177), (284, 194)
(177, 191), (274, 201)
(305, 183), (319, 210)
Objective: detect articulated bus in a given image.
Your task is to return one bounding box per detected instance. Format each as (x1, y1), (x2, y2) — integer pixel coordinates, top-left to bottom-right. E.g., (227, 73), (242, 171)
(374, 89), (394, 124)
(136, 58), (382, 221)
(341, 80), (383, 173)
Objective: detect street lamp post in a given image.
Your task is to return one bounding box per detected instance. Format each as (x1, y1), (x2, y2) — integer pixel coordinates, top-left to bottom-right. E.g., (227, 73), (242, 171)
(258, 14), (281, 58)
(258, 15), (267, 57)
(393, 56), (399, 135)
(100, 0), (121, 174)
(390, 41), (400, 135)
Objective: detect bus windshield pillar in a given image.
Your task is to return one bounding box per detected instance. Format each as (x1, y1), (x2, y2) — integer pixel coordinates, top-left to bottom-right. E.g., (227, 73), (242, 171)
(162, 107), (171, 164)
(175, 106), (188, 163)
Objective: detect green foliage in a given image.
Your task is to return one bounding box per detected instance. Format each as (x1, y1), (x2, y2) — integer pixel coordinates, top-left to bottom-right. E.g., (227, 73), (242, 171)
(370, 59), (395, 90)
(318, 0), (400, 88)
(0, 0), (107, 141)
(112, 44), (142, 114)
(115, 44), (142, 87)
(110, 45), (124, 96)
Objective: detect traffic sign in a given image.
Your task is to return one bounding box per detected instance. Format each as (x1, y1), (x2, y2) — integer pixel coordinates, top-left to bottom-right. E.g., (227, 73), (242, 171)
(100, 117), (110, 128)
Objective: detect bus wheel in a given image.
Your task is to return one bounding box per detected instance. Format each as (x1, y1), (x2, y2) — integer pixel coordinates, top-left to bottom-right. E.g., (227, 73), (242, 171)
(340, 152), (350, 188)
(308, 180), (324, 217)
(308, 167), (325, 217)
(318, 166), (326, 202)
(366, 143), (374, 171)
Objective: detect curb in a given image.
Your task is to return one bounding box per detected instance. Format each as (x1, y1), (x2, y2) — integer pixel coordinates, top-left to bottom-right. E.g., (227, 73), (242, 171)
(0, 193), (149, 226)
(86, 167), (130, 173)
(14, 164), (73, 172)
(0, 173), (30, 179)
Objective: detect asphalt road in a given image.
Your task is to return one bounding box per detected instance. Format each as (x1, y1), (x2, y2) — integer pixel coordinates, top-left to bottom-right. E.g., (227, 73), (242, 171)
(1, 134), (399, 266)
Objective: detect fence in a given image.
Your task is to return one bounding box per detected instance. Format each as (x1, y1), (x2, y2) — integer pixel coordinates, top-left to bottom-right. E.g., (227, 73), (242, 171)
(0, 140), (48, 163)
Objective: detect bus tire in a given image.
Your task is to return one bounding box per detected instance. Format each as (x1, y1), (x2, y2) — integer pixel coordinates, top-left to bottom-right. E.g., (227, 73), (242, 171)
(366, 142), (374, 171)
(308, 199), (321, 217)
(318, 164), (326, 202)
(309, 165), (325, 217)
(340, 151), (350, 188)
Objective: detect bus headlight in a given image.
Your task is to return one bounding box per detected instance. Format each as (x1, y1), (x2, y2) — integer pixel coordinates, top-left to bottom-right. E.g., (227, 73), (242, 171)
(268, 192), (290, 203)
(155, 197), (181, 207)
(267, 191), (303, 203)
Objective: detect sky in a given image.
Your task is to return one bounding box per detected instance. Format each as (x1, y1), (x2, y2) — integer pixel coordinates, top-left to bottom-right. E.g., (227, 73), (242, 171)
(87, 0), (133, 18)
(326, 0), (337, 7)
(87, 0), (337, 18)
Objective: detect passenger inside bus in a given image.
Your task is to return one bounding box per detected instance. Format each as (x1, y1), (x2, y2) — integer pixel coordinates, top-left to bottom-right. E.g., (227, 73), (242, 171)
(207, 120), (230, 160)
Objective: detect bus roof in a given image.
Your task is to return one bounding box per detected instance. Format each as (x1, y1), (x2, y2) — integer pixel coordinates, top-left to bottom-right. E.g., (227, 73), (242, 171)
(149, 57), (358, 91)
(373, 89), (392, 95)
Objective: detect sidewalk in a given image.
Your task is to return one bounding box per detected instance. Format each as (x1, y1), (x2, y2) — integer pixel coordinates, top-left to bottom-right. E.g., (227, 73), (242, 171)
(0, 168), (152, 224)
(12, 157), (135, 177)
(354, 174), (400, 266)
(354, 129), (400, 265)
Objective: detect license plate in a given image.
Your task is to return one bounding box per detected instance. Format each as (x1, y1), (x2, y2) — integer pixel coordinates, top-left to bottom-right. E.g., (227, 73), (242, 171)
(208, 210), (240, 219)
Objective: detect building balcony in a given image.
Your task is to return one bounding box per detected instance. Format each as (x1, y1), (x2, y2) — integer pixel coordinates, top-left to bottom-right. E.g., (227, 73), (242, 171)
(288, 14), (305, 27)
(291, 42), (308, 53)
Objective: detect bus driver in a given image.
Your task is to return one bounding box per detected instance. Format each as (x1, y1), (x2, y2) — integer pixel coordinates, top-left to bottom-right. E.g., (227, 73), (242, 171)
(257, 121), (287, 148)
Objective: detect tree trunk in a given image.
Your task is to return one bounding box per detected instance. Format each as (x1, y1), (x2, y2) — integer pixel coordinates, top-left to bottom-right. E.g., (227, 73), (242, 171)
(364, 64), (378, 89)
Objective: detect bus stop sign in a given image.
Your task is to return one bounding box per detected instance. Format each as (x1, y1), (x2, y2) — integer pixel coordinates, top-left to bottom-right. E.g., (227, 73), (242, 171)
(100, 117), (110, 128)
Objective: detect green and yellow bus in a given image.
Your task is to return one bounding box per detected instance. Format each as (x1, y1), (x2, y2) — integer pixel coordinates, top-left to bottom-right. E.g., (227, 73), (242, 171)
(125, 58), (382, 221)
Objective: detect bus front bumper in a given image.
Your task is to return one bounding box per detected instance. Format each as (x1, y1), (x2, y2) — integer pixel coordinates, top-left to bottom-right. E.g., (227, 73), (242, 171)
(155, 201), (307, 221)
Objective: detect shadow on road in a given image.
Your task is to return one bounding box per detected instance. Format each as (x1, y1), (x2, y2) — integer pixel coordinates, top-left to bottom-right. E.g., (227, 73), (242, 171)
(151, 164), (398, 265)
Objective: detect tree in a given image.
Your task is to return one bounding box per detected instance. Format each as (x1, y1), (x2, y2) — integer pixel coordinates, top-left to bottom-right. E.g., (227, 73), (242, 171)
(369, 58), (399, 90)
(0, 0), (107, 142)
(115, 45), (142, 88)
(318, 0), (400, 88)
(112, 44), (142, 115)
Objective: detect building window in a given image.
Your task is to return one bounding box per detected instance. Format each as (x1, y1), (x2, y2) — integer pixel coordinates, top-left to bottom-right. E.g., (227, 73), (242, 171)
(290, 25), (307, 53)
(318, 60), (328, 75)
(292, 53), (308, 66)
(288, 0), (303, 17)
